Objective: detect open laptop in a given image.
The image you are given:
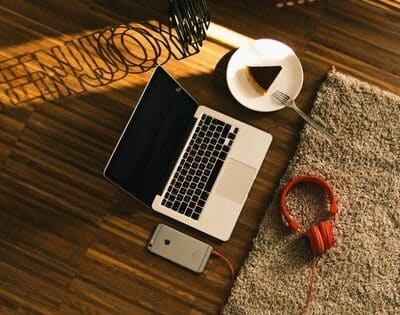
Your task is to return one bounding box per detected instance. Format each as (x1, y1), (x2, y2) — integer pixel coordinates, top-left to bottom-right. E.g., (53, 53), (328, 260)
(104, 66), (272, 241)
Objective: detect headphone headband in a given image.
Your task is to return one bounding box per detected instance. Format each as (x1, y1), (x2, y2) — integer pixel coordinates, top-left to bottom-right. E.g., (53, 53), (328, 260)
(280, 175), (337, 232)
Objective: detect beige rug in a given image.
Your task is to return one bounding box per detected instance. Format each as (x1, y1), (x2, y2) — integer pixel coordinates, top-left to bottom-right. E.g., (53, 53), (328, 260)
(225, 69), (400, 314)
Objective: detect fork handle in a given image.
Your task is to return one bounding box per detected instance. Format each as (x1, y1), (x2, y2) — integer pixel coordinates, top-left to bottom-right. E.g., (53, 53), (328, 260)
(290, 102), (335, 142)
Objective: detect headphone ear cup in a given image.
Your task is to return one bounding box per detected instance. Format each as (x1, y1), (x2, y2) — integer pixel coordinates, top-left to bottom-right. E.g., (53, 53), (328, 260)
(319, 221), (335, 250)
(307, 225), (325, 254)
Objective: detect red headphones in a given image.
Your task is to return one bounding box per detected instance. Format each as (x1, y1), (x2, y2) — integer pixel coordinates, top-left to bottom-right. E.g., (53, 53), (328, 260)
(280, 175), (338, 255)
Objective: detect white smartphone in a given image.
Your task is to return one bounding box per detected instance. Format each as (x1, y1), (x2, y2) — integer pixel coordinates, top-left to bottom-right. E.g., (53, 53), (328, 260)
(148, 224), (213, 273)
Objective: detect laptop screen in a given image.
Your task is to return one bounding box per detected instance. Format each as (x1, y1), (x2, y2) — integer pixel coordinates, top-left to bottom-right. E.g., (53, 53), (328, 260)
(104, 66), (198, 205)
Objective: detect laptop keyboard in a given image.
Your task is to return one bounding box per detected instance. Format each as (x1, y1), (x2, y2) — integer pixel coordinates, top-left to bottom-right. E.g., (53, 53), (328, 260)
(161, 114), (238, 220)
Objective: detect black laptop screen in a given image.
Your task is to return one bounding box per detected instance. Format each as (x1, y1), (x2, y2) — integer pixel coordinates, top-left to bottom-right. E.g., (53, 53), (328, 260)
(104, 66), (198, 205)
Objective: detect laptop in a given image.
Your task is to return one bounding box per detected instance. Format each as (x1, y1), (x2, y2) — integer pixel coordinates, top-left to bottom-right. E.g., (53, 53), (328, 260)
(104, 66), (272, 241)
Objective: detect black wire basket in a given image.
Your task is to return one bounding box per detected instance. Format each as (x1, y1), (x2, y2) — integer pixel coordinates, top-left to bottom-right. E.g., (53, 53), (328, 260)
(169, 0), (210, 56)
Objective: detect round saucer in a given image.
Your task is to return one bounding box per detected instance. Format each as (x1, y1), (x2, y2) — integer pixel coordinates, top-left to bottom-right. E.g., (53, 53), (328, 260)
(226, 39), (304, 112)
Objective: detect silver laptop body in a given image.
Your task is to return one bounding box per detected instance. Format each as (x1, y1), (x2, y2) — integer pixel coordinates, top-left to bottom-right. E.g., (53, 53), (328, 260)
(104, 66), (272, 241)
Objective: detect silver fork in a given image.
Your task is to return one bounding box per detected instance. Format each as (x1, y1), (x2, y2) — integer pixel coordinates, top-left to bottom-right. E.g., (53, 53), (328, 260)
(272, 90), (335, 142)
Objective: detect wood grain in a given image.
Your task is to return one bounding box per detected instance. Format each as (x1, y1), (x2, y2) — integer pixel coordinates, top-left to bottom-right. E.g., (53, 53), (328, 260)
(0, 0), (399, 314)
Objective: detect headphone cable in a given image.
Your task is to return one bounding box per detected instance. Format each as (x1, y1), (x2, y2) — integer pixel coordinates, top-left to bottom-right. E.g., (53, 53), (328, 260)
(301, 254), (318, 315)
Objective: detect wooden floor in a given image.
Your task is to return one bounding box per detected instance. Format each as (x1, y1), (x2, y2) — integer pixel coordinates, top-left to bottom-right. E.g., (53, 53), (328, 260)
(0, 1), (399, 314)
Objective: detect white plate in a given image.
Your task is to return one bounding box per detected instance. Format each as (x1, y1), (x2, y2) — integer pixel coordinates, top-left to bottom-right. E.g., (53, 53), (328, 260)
(226, 39), (304, 112)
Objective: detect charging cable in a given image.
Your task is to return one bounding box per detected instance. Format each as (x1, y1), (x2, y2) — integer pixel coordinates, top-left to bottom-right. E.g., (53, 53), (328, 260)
(211, 249), (235, 315)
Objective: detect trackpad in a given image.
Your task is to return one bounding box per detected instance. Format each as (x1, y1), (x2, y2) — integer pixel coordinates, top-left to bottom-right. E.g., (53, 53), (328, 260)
(214, 159), (256, 204)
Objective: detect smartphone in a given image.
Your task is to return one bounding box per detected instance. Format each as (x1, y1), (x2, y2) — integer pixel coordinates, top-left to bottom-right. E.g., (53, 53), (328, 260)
(148, 224), (213, 273)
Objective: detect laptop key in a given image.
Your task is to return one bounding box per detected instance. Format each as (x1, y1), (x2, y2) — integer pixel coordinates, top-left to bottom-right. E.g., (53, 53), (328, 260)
(172, 201), (180, 211)
(194, 206), (203, 213)
(189, 201), (196, 208)
(212, 118), (224, 126)
(201, 192), (209, 200)
(213, 132), (221, 140)
(192, 213), (200, 220)
(185, 209), (193, 217)
(219, 151), (227, 160)
(179, 202), (188, 214)
(205, 159), (223, 192)
(221, 124), (231, 138)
